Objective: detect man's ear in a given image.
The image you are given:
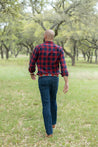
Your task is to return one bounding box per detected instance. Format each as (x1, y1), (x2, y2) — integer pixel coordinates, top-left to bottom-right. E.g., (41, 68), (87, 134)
(44, 34), (47, 40)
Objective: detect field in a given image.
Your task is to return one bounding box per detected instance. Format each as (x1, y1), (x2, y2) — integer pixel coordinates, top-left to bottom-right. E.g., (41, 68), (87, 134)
(0, 56), (98, 147)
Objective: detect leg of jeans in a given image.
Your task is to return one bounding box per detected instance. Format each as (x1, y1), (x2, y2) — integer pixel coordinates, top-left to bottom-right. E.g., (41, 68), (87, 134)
(50, 77), (59, 125)
(38, 77), (53, 135)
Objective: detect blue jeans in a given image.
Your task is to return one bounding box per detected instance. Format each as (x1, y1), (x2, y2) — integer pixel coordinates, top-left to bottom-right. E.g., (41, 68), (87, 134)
(38, 76), (59, 135)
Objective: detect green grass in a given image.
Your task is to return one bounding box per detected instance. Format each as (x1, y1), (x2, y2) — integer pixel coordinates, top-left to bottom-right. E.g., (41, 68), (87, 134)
(0, 57), (98, 147)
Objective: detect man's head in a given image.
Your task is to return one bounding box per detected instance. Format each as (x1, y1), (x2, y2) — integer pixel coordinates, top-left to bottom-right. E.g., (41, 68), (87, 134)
(44, 30), (55, 41)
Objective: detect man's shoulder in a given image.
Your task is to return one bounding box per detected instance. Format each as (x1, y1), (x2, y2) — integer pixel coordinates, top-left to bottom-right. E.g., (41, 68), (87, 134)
(53, 43), (63, 51)
(35, 42), (63, 51)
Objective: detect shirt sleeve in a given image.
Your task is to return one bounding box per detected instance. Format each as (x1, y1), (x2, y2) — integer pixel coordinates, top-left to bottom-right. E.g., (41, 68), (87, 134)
(28, 47), (39, 73)
(60, 48), (69, 77)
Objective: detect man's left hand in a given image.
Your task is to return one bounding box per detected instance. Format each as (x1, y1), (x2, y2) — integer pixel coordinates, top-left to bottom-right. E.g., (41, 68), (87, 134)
(30, 74), (36, 80)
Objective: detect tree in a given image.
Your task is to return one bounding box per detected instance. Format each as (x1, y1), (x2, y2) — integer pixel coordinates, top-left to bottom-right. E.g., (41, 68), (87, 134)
(17, 17), (44, 58)
(79, 12), (98, 64)
(29, 0), (98, 65)
(0, 0), (98, 64)
(0, 0), (23, 59)
(0, 0), (20, 16)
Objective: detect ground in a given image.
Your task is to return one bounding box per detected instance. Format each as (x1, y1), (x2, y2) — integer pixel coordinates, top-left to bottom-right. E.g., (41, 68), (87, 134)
(0, 56), (98, 147)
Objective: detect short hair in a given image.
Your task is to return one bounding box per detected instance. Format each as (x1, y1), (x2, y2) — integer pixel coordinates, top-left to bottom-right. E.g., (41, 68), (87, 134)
(44, 30), (55, 40)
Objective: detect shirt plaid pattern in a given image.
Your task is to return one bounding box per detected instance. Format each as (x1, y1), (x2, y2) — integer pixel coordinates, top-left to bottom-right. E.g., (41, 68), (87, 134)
(29, 41), (69, 77)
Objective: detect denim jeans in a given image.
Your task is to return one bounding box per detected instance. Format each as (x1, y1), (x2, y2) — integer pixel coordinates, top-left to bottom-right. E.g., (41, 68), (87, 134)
(38, 76), (59, 135)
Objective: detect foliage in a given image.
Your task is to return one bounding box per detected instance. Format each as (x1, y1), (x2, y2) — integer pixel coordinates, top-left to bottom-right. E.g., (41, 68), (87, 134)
(0, 0), (21, 17)
(0, 0), (98, 65)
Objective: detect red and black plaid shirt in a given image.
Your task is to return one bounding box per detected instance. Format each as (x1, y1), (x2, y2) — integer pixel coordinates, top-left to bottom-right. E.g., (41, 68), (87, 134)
(29, 41), (69, 77)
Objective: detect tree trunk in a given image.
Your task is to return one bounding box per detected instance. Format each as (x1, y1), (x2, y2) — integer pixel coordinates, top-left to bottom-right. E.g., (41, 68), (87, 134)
(87, 51), (90, 63)
(3, 43), (10, 59)
(14, 47), (22, 58)
(72, 56), (75, 66)
(87, 55), (90, 62)
(61, 41), (76, 66)
(6, 49), (9, 59)
(29, 45), (34, 59)
(76, 48), (78, 61)
(90, 52), (93, 63)
(10, 48), (13, 56)
(72, 40), (77, 66)
(84, 54), (86, 61)
(26, 49), (29, 56)
(82, 51), (86, 61)
(90, 57), (92, 63)
(95, 49), (98, 64)
(0, 45), (4, 59)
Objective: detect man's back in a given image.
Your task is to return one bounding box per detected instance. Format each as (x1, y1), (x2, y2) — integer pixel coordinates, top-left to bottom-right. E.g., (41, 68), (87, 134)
(36, 41), (62, 75)
(29, 41), (68, 76)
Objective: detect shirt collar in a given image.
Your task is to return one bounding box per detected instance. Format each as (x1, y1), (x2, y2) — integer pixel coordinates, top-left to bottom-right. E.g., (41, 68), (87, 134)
(45, 41), (53, 44)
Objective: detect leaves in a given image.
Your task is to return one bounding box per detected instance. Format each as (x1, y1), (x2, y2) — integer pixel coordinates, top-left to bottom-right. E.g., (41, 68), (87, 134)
(0, 0), (98, 62)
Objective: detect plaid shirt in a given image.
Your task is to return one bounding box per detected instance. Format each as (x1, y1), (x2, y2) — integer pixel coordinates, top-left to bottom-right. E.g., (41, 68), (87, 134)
(29, 41), (69, 77)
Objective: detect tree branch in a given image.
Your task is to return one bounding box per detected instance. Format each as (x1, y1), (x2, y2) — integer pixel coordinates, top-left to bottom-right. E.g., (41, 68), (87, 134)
(50, 23), (58, 29)
(81, 42), (96, 49)
(85, 38), (97, 46)
(64, 2), (80, 14)
(18, 42), (29, 50)
(54, 21), (64, 36)
(61, 41), (73, 58)
(34, 19), (46, 30)
(2, 42), (10, 51)
(40, 22), (46, 30)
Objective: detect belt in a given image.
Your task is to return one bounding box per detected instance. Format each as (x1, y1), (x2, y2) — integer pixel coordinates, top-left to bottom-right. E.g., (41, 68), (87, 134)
(38, 73), (59, 77)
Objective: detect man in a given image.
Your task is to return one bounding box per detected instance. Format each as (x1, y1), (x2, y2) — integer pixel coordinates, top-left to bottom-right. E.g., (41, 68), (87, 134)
(29, 30), (69, 137)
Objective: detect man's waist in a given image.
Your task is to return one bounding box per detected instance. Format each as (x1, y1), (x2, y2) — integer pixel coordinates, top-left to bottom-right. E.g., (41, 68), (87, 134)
(38, 73), (59, 77)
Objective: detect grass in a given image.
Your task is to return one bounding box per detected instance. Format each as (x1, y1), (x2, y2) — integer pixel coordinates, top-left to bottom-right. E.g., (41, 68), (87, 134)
(0, 56), (98, 147)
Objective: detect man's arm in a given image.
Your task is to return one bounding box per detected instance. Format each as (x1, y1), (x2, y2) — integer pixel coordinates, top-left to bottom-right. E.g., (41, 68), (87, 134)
(29, 47), (39, 80)
(63, 76), (69, 94)
(60, 49), (69, 94)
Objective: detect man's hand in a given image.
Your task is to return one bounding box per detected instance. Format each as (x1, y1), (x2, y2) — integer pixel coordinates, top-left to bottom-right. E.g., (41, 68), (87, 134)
(30, 74), (36, 80)
(63, 76), (69, 94)
(63, 82), (69, 94)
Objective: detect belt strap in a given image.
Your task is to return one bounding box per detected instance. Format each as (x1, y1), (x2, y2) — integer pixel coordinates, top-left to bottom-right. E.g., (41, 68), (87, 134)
(39, 74), (58, 77)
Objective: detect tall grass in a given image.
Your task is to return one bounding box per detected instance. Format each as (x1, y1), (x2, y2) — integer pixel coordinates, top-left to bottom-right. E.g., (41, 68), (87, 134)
(0, 57), (98, 147)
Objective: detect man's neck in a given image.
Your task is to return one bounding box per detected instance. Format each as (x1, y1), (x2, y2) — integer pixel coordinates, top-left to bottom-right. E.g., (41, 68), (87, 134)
(45, 39), (53, 42)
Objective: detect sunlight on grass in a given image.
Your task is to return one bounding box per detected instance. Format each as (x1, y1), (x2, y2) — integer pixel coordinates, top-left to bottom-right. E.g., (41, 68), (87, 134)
(0, 57), (98, 146)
